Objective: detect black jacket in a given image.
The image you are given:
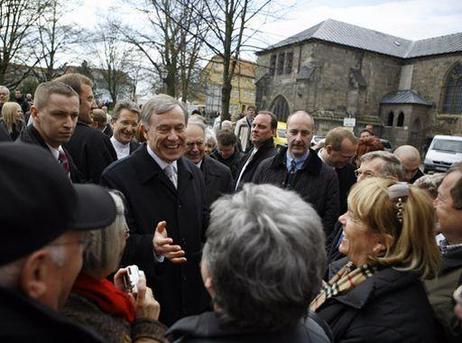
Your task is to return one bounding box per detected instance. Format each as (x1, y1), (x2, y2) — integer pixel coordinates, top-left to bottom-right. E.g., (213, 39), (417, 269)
(253, 147), (339, 236)
(167, 311), (331, 343)
(18, 125), (83, 183)
(317, 258), (438, 343)
(100, 144), (210, 326)
(200, 155), (233, 207)
(0, 286), (103, 342)
(65, 121), (117, 183)
(210, 148), (243, 181)
(335, 163), (356, 215)
(234, 138), (277, 191)
(0, 120), (11, 142)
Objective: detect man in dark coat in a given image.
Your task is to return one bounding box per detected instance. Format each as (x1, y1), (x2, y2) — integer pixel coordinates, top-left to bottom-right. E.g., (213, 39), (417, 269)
(15, 88), (30, 114)
(101, 94), (209, 327)
(318, 127), (358, 215)
(394, 144), (424, 183)
(234, 111), (278, 191)
(210, 129), (243, 180)
(17, 81), (83, 183)
(0, 143), (116, 342)
(184, 124), (233, 207)
(253, 111), (339, 236)
(56, 73), (117, 183)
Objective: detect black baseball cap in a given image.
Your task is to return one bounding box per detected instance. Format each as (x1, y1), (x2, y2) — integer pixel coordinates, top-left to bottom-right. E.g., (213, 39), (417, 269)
(0, 143), (117, 265)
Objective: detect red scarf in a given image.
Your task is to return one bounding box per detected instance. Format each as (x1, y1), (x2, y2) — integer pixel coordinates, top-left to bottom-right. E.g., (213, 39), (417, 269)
(72, 272), (136, 323)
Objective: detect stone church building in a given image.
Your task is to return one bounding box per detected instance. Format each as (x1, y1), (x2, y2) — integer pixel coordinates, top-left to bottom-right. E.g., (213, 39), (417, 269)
(255, 19), (462, 149)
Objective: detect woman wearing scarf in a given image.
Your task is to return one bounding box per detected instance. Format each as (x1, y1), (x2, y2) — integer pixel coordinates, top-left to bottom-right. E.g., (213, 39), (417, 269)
(63, 191), (166, 343)
(311, 178), (441, 342)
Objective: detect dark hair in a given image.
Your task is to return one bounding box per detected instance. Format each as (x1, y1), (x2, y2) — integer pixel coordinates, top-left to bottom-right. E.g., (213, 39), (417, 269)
(257, 111), (277, 130)
(34, 81), (79, 110)
(54, 73), (93, 96)
(359, 128), (373, 136)
(325, 127), (358, 151)
(216, 130), (237, 146)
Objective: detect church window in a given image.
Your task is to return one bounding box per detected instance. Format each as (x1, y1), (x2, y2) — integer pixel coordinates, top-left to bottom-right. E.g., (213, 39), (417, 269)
(443, 63), (462, 113)
(397, 112), (404, 127)
(387, 111), (394, 126)
(277, 52), (285, 75)
(270, 55), (276, 76)
(286, 52), (293, 74)
(270, 95), (290, 121)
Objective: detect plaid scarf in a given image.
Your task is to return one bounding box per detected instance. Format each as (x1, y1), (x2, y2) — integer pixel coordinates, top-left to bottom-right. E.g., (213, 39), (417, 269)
(310, 261), (378, 311)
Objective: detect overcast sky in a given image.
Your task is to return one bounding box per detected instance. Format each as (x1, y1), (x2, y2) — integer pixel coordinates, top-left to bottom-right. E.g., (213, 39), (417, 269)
(65, 0), (462, 61)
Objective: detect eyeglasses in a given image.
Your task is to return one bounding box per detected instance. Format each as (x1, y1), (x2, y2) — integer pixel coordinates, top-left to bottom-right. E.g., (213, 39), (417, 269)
(354, 169), (376, 178)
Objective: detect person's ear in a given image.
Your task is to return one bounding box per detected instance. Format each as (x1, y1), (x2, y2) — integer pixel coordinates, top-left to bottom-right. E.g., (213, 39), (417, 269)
(140, 123), (149, 140)
(373, 233), (392, 255)
(203, 275), (214, 295)
(18, 250), (51, 302)
(325, 145), (333, 154)
(30, 105), (40, 122)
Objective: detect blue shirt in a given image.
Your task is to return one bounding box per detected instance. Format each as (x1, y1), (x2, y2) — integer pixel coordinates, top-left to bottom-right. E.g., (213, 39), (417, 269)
(286, 151), (309, 172)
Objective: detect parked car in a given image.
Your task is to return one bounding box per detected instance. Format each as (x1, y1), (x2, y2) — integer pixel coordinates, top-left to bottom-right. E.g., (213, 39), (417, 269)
(274, 121), (287, 148)
(424, 135), (462, 173)
(380, 139), (393, 152)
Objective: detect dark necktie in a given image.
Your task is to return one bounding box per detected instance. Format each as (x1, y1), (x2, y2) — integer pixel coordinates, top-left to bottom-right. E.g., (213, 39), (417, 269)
(58, 150), (70, 174)
(285, 160), (297, 189)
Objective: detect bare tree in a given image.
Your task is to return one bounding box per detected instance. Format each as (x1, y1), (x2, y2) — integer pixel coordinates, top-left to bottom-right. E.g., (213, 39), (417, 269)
(172, 0), (272, 120)
(34, 0), (81, 81)
(119, 0), (208, 102)
(0, 0), (52, 87)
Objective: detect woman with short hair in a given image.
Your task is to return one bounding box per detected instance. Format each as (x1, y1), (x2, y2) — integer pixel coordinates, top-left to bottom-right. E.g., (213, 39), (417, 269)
(311, 178), (441, 342)
(63, 191), (166, 343)
(167, 184), (331, 342)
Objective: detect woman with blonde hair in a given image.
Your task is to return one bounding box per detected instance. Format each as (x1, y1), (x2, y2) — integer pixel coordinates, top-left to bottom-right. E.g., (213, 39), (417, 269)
(64, 191), (166, 343)
(1, 101), (24, 140)
(311, 177), (441, 342)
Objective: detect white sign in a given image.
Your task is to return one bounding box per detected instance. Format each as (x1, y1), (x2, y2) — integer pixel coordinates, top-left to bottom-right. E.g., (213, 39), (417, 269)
(343, 117), (356, 127)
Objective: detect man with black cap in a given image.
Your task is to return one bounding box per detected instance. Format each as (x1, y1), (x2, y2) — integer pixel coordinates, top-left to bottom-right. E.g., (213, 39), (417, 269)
(0, 143), (116, 341)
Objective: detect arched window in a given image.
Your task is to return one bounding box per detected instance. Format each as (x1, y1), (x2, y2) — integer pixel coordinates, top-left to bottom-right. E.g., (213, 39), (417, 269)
(270, 95), (290, 122)
(387, 111), (394, 126)
(443, 63), (462, 113)
(397, 112), (404, 127)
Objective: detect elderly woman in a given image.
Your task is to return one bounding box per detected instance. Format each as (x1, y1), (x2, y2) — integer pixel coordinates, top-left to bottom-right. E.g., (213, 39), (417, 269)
(311, 178), (441, 342)
(167, 184), (331, 342)
(1, 101), (24, 140)
(63, 191), (166, 343)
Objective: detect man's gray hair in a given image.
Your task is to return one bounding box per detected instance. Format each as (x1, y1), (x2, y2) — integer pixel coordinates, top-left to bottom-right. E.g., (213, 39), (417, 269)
(81, 191), (127, 274)
(112, 100), (140, 121)
(0, 85), (10, 96)
(360, 150), (404, 180)
(202, 183), (326, 330)
(140, 94), (187, 125)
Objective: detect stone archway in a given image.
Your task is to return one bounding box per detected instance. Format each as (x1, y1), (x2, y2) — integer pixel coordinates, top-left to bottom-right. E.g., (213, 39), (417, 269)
(270, 95), (290, 122)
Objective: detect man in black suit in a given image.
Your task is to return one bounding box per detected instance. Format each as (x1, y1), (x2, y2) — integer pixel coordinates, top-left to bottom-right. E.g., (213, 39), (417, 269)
(56, 73), (117, 183)
(101, 94), (209, 326)
(234, 111), (278, 191)
(184, 123), (233, 207)
(18, 81), (83, 182)
(110, 100), (141, 159)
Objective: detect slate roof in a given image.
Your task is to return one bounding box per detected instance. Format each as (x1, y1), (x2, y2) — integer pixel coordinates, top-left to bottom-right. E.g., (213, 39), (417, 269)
(257, 19), (462, 59)
(381, 90), (433, 106)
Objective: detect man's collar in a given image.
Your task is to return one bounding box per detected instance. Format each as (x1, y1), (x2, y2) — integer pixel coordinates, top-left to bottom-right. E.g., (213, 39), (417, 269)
(318, 148), (333, 166)
(146, 144), (177, 171)
(110, 136), (129, 148)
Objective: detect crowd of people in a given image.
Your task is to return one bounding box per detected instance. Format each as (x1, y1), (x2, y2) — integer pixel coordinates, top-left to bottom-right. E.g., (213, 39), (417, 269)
(1, 74), (462, 343)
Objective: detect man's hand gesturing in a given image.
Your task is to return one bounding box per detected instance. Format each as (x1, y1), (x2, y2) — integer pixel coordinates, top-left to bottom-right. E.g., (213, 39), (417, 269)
(153, 221), (187, 264)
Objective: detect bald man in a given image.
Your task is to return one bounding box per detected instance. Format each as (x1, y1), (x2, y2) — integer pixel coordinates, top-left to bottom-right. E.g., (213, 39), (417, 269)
(394, 145), (424, 183)
(184, 124), (233, 207)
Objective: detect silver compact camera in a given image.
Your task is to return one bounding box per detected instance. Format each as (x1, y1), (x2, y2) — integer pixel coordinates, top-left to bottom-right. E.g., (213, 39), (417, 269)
(123, 265), (140, 294)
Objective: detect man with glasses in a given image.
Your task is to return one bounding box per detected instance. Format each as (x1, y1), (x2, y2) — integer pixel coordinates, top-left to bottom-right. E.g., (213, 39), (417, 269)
(184, 123), (232, 208)
(426, 163), (462, 342)
(0, 143), (116, 341)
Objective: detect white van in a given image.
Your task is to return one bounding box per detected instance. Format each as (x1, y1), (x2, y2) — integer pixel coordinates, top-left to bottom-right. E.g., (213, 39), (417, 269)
(424, 135), (462, 173)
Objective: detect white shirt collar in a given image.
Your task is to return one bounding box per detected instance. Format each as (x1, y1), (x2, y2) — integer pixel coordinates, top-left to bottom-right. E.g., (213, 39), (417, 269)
(146, 144), (178, 172)
(111, 136), (130, 160)
(46, 143), (61, 161)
